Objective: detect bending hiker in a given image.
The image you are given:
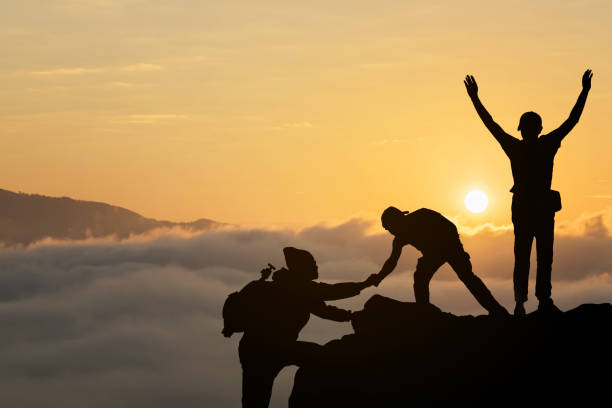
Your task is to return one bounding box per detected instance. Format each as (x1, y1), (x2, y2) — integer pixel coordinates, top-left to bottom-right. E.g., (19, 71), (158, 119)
(369, 206), (508, 316)
(223, 247), (375, 408)
(464, 70), (592, 316)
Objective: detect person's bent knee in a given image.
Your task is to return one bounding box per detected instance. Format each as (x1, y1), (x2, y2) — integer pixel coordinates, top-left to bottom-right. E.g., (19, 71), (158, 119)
(413, 259), (429, 281)
(413, 268), (426, 282)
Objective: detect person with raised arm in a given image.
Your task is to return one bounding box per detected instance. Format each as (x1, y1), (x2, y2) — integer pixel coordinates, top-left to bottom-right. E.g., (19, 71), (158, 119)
(464, 70), (593, 316)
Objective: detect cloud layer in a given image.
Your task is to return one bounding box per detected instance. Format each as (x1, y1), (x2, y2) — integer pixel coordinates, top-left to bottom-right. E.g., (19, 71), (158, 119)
(1, 213), (611, 407)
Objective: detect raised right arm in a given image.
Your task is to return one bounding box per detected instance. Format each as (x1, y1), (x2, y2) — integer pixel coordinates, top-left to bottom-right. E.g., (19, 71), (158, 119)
(464, 75), (515, 149)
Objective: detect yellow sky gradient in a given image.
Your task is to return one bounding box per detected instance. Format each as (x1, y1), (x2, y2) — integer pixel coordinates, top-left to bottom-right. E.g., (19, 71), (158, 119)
(1, 1), (612, 228)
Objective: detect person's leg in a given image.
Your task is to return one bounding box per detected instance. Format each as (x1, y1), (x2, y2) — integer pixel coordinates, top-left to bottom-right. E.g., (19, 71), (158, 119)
(535, 213), (554, 301)
(242, 366), (278, 408)
(513, 221), (534, 314)
(287, 341), (324, 406)
(413, 256), (445, 303)
(285, 341), (323, 367)
(448, 243), (508, 315)
(239, 339), (282, 408)
(535, 213), (558, 312)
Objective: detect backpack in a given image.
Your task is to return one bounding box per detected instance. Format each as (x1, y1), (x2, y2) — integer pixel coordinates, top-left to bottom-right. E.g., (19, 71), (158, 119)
(221, 264), (278, 337)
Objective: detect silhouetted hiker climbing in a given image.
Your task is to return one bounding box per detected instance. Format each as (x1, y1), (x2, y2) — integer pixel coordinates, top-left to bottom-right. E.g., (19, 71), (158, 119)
(464, 70), (593, 316)
(222, 247), (375, 408)
(369, 207), (508, 315)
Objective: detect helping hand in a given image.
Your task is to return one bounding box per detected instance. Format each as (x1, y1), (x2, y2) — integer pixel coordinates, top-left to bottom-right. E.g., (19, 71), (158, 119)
(582, 69), (593, 91)
(365, 273), (383, 287)
(464, 75), (478, 98)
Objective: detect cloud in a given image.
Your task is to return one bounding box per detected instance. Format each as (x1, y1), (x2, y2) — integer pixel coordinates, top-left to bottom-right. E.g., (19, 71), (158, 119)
(0, 212), (611, 407)
(113, 114), (190, 124)
(54, 0), (125, 10)
(120, 63), (165, 72)
(555, 208), (612, 237)
(371, 138), (406, 146)
(456, 222), (513, 235)
(25, 85), (70, 92)
(19, 63), (165, 77)
(23, 67), (104, 76)
(268, 121), (313, 131)
(109, 81), (136, 88)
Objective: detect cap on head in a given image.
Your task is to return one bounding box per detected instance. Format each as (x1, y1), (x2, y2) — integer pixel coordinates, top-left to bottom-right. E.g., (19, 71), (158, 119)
(282, 247), (317, 280)
(517, 111), (542, 137)
(381, 206), (407, 231)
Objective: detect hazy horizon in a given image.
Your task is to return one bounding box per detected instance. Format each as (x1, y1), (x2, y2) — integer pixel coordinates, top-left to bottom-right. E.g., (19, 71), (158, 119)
(2, 210), (612, 406)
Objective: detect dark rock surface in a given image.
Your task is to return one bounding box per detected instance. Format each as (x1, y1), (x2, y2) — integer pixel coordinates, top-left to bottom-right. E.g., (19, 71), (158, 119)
(290, 295), (612, 407)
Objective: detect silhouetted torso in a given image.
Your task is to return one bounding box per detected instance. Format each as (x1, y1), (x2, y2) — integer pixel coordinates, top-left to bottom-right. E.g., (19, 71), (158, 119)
(499, 134), (561, 202)
(395, 208), (458, 255)
(237, 266), (362, 407)
(242, 274), (354, 345)
(242, 281), (313, 344)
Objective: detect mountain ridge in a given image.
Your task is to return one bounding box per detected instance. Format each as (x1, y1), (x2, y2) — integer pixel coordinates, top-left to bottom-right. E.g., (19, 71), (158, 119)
(0, 188), (223, 246)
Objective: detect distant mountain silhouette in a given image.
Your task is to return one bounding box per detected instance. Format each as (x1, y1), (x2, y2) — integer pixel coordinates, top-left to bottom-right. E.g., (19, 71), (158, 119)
(290, 295), (612, 407)
(0, 188), (223, 246)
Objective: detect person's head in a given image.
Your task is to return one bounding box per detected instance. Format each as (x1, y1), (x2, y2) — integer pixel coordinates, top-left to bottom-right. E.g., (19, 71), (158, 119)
(282, 247), (318, 281)
(381, 206), (408, 235)
(517, 111), (542, 140)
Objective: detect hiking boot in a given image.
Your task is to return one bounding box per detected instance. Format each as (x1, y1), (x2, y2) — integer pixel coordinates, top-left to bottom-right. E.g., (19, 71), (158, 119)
(514, 302), (526, 318)
(537, 298), (561, 314)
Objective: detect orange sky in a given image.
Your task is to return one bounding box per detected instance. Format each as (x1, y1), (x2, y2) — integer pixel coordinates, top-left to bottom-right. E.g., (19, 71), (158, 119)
(1, 1), (612, 228)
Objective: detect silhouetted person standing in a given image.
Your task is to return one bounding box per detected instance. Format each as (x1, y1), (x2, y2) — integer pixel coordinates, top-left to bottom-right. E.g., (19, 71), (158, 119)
(370, 207), (508, 315)
(234, 247), (374, 408)
(464, 70), (593, 316)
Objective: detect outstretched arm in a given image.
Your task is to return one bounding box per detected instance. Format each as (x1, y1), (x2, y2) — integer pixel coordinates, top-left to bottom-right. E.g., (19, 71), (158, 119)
(464, 75), (516, 150)
(546, 69), (593, 142)
(315, 279), (372, 301)
(311, 300), (352, 322)
(369, 238), (403, 286)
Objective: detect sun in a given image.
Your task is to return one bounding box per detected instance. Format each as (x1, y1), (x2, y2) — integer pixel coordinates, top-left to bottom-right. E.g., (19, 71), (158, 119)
(464, 190), (488, 213)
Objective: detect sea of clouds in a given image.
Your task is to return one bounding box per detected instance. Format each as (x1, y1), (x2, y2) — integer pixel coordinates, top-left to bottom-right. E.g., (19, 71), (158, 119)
(1, 211), (612, 407)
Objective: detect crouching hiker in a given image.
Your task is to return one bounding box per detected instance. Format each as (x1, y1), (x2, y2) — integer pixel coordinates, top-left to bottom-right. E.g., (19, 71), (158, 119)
(223, 247), (376, 408)
(370, 206), (509, 316)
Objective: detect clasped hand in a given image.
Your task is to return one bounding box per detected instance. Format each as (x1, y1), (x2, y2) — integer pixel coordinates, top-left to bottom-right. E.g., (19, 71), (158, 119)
(364, 273), (383, 287)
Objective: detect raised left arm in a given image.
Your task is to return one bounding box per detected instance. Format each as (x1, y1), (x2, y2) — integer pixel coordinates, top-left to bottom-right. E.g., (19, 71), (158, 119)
(547, 69), (593, 141)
